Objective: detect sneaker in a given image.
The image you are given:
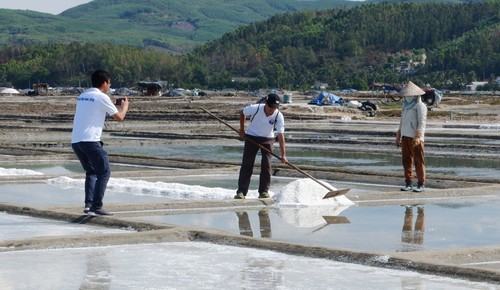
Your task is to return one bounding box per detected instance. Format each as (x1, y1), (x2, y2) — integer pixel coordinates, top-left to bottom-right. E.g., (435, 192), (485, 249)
(258, 192), (270, 199)
(234, 193), (246, 199)
(87, 208), (114, 216)
(401, 185), (413, 191)
(413, 185), (425, 192)
(83, 203), (92, 214)
(400, 181), (413, 191)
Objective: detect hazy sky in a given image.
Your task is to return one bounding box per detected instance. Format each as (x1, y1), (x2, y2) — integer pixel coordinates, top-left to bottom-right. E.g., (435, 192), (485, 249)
(0, 0), (92, 15)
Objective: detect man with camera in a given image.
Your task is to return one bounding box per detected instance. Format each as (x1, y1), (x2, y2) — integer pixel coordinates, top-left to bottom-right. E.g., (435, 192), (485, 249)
(71, 69), (129, 216)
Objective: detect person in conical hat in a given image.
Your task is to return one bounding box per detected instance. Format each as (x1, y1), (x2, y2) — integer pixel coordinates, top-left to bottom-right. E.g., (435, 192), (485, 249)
(399, 80), (425, 97)
(395, 81), (427, 193)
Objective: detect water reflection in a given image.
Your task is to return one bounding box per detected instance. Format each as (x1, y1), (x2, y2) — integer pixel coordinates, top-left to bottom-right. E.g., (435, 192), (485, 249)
(107, 142), (500, 179)
(239, 256), (285, 288)
(81, 251), (111, 290)
(400, 205), (425, 252)
(236, 209), (271, 238)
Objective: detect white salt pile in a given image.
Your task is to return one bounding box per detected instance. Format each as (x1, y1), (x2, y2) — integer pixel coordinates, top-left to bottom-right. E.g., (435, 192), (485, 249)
(47, 177), (354, 210)
(47, 176), (354, 228)
(0, 167), (44, 176)
(272, 178), (354, 228)
(272, 178), (354, 207)
(47, 177), (236, 200)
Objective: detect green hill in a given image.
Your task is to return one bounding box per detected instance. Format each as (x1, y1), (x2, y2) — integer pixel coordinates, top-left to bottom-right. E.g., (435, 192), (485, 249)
(0, 1), (498, 90)
(0, 0), (365, 53)
(185, 1), (500, 90)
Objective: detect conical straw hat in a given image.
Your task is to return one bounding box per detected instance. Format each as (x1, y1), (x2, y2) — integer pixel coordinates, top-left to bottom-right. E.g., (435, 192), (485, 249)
(399, 81), (425, 96)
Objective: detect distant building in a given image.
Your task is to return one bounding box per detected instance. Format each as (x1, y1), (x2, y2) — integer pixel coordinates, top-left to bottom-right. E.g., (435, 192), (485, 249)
(370, 82), (401, 93)
(313, 82), (328, 90)
(465, 81), (488, 92)
(33, 83), (49, 95)
(232, 77), (257, 83)
(138, 82), (163, 96)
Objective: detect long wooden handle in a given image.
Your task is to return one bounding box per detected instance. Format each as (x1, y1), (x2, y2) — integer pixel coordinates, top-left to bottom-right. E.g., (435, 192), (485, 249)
(201, 107), (336, 192)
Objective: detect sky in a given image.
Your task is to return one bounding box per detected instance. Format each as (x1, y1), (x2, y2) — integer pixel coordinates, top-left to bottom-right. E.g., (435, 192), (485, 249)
(0, 0), (92, 15)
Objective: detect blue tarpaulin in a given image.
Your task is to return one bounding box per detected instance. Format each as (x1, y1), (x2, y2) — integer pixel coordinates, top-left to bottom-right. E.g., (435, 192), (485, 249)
(308, 92), (343, 106)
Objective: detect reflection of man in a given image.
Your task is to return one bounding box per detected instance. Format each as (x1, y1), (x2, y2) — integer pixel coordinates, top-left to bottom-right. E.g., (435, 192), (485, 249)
(401, 205), (425, 251)
(240, 256), (285, 287)
(259, 209), (271, 238)
(80, 250), (111, 288)
(235, 209), (271, 238)
(236, 211), (253, 237)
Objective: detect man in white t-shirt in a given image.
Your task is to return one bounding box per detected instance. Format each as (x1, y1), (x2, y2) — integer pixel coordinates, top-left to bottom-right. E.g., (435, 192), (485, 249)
(71, 69), (129, 216)
(235, 94), (288, 199)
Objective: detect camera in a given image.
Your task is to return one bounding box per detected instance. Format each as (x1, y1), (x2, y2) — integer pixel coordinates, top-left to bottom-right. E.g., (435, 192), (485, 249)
(115, 98), (125, 106)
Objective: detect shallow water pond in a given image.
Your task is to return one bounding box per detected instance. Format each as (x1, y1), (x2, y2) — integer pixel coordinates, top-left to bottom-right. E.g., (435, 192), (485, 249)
(105, 141), (500, 179)
(130, 201), (500, 253)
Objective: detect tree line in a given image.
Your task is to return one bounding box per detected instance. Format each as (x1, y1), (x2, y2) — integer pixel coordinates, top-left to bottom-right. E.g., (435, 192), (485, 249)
(1, 1), (499, 91)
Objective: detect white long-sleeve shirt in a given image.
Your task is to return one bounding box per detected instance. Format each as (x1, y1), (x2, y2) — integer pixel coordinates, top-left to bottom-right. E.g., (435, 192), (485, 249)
(398, 99), (427, 140)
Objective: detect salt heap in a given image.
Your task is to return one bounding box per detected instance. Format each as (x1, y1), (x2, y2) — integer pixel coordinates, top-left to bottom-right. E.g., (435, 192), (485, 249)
(48, 176), (354, 229)
(273, 178), (354, 207)
(47, 177), (236, 200)
(0, 167), (43, 176)
(272, 178), (354, 228)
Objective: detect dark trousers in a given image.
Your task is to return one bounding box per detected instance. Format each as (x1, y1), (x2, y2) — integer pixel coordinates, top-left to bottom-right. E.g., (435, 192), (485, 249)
(237, 136), (273, 194)
(72, 141), (111, 210)
(236, 210), (272, 238)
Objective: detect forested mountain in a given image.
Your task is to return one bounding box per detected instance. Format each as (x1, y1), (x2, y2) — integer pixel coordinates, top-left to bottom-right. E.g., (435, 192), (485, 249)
(186, 1), (500, 90)
(0, 0), (366, 54)
(0, 1), (498, 90)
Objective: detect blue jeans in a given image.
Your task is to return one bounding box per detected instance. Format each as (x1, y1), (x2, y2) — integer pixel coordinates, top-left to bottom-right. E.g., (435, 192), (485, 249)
(72, 141), (111, 210)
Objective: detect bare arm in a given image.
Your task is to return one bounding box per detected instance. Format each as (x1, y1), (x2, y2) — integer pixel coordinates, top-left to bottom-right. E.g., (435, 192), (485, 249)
(112, 97), (129, 122)
(239, 110), (246, 139)
(395, 129), (401, 148)
(277, 133), (288, 164)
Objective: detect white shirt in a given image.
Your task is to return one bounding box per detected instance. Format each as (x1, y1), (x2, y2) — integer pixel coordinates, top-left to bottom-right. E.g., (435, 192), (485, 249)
(243, 104), (285, 138)
(71, 88), (118, 143)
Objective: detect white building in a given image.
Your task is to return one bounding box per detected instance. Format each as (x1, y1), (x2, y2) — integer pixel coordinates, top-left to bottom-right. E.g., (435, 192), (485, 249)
(465, 81), (488, 91)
